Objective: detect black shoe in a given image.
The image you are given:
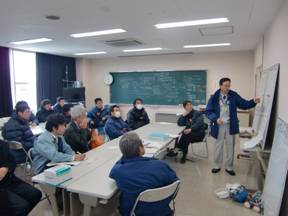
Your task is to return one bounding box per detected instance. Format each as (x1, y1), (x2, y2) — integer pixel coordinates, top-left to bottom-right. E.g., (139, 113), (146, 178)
(211, 168), (221, 173)
(225, 169), (236, 176)
(180, 157), (186, 164)
(166, 150), (178, 157)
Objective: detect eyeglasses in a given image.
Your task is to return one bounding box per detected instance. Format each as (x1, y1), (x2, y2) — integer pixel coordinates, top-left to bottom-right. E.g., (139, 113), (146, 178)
(24, 109), (31, 113)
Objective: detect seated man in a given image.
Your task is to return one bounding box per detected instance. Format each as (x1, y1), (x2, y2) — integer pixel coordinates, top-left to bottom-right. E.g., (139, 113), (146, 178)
(11, 101), (39, 125)
(110, 132), (179, 216)
(64, 105), (91, 153)
(87, 98), (110, 134)
(169, 100), (205, 164)
(127, 98), (150, 130)
(62, 104), (72, 124)
(36, 99), (55, 123)
(32, 114), (86, 174)
(53, 96), (65, 114)
(0, 140), (42, 216)
(104, 105), (130, 140)
(2, 101), (36, 164)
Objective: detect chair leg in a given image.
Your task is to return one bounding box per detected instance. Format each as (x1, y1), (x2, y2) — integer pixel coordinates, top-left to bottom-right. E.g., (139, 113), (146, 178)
(190, 141), (209, 159)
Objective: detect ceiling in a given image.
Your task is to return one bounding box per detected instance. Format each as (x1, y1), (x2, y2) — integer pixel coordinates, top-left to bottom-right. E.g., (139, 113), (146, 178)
(0, 0), (283, 58)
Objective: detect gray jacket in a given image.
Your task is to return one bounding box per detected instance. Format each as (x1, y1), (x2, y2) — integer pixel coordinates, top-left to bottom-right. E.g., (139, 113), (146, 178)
(32, 130), (74, 174)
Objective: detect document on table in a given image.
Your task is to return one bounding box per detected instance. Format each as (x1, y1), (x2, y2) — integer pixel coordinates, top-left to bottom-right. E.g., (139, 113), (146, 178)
(143, 140), (162, 148)
(31, 127), (44, 135)
(167, 133), (181, 139)
(47, 161), (81, 167)
(158, 122), (173, 125)
(46, 157), (93, 167)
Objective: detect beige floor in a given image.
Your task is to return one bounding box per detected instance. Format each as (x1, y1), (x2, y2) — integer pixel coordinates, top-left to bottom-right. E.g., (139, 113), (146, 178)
(29, 137), (260, 216)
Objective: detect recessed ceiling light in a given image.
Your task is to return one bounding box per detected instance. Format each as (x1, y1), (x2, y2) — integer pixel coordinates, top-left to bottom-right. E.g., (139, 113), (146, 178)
(45, 15), (60, 20)
(73, 51), (107, 56)
(184, 43), (231, 48)
(70, 29), (126, 38)
(10, 38), (53, 45)
(155, 18), (229, 29)
(123, 47), (163, 52)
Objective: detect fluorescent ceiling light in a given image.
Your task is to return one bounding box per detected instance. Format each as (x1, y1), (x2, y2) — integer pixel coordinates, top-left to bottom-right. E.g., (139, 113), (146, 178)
(123, 47), (163, 52)
(155, 18), (229, 29)
(74, 51), (107, 56)
(10, 38), (53, 45)
(184, 43), (231, 48)
(70, 29), (126, 38)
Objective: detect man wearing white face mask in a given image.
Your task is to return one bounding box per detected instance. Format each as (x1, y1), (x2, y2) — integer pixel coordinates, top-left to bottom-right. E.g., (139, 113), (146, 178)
(127, 98), (150, 130)
(104, 105), (130, 140)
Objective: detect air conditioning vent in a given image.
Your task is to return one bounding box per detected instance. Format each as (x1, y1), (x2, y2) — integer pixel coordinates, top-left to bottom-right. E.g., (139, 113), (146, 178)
(199, 26), (234, 36)
(118, 51), (194, 58)
(104, 38), (143, 47)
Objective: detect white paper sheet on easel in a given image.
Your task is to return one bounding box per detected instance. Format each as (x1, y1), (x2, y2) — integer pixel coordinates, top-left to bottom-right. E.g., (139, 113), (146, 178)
(243, 134), (262, 149)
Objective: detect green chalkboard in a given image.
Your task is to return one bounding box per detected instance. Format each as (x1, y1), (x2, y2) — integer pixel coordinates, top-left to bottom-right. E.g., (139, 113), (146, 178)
(110, 70), (206, 105)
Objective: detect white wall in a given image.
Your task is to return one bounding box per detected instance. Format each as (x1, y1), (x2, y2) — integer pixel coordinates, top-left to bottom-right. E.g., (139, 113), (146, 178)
(255, 0), (288, 122)
(76, 51), (254, 122)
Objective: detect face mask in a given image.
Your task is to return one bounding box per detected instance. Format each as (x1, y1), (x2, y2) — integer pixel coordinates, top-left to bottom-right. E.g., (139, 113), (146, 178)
(114, 111), (121, 118)
(136, 104), (143, 110)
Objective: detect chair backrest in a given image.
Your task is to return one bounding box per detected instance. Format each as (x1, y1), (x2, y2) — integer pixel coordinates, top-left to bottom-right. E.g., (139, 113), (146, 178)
(7, 140), (24, 150)
(7, 140), (33, 169)
(130, 180), (180, 216)
(0, 117), (10, 129)
(103, 127), (110, 142)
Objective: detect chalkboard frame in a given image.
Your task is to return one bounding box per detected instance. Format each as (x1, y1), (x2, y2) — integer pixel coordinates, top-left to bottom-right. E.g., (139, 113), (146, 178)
(110, 70), (207, 106)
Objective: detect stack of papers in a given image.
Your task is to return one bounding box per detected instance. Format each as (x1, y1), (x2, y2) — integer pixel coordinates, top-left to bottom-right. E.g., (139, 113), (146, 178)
(143, 140), (163, 149)
(148, 131), (169, 141)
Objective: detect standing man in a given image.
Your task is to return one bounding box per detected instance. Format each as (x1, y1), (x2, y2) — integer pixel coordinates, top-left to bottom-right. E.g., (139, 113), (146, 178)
(205, 77), (260, 176)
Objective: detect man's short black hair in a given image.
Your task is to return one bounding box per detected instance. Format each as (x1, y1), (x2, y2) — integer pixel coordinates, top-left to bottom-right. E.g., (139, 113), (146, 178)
(63, 104), (71, 113)
(57, 96), (64, 102)
(183, 100), (192, 108)
(15, 101), (30, 113)
(45, 114), (67, 132)
(219, 77), (231, 86)
(40, 99), (52, 107)
(133, 98), (143, 105)
(94, 98), (103, 104)
(109, 105), (119, 114)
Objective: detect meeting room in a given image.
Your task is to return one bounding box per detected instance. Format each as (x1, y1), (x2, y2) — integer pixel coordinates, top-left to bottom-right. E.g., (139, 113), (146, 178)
(1, 0), (288, 216)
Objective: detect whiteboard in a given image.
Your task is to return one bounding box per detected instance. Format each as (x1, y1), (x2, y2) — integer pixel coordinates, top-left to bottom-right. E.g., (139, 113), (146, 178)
(263, 118), (288, 216)
(251, 64), (279, 149)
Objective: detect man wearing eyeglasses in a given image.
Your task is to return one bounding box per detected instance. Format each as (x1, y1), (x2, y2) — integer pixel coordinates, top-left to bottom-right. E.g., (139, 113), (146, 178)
(205, 78), (260, 176)
(2, 101), (36, 164)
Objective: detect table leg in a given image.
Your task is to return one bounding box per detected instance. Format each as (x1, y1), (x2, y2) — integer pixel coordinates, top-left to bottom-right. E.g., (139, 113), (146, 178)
(70, 193), (83, 216)
(39, 184), (59, 216)
(63, 190), (70, 216)
(79, 194), (99, 216)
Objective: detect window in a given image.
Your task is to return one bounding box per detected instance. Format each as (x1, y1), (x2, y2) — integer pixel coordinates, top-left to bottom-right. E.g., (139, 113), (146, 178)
(10, 50), (37, 112)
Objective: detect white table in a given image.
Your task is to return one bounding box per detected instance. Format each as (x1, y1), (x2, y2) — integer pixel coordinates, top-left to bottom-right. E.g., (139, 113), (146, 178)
(32, 136), (123, 216)
(66, 122), (183, 216)
(32, 122), (183, 216)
